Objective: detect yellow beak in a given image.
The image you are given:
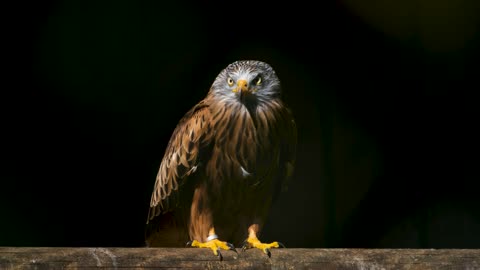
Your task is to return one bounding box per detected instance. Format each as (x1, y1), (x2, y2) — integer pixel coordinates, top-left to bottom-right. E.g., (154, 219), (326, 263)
(236, 79), (249, 93)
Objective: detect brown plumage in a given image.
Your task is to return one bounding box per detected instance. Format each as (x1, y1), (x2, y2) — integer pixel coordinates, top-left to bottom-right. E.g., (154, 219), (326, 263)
(145, 60), (296, 255)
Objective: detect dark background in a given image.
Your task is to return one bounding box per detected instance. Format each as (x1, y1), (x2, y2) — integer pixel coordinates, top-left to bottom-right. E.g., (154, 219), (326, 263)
(2, 0), (479, 248)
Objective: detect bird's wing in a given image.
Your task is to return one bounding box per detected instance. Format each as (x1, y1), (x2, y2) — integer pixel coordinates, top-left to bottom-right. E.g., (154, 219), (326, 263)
(276, 107), (297, 199)
(147, 100), (213, 223)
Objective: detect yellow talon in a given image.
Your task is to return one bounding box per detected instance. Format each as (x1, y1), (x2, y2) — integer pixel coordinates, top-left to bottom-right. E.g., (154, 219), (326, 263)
(189, 238), (237, 260)
(243, 236), (283, 257)
(191, 239), (231, 255)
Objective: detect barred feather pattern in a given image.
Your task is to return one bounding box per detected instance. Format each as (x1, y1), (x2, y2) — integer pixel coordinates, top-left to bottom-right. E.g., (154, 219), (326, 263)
(148, 101), (212, 220)
(146, 60), (297, 246)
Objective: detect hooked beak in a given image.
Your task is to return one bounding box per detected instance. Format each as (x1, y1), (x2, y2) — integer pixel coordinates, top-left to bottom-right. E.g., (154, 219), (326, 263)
(236, 79), (249, 92)
(235, 79), (250, 99)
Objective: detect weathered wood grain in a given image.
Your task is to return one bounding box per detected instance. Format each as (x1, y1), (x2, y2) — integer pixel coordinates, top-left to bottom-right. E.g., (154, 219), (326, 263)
(1, 247), (479, 270)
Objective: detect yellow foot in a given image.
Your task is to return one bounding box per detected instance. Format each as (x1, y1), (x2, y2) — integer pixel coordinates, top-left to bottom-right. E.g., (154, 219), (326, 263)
(187, 239), (237, 260)
(242, 237), (285, 257)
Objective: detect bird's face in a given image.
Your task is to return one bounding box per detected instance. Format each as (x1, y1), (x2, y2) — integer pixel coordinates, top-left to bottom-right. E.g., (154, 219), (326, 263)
(210, 60), (281, 105)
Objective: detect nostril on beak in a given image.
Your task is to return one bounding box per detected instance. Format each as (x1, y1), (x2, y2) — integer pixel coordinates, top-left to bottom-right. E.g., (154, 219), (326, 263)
(237, 80), (248, 92)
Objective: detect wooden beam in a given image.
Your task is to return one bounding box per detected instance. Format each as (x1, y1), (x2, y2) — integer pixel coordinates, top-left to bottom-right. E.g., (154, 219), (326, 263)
(1, 247), (479, 269)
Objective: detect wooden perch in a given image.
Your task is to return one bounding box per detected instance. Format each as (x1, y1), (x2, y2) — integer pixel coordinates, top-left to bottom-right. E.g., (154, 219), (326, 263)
(1, 247), (479, 269)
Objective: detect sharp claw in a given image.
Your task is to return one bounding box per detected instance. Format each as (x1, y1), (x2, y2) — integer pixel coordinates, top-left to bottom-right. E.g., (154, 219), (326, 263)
(278, 242), (286, 248)
(265, 248), (271, 258)
(227, 243), (238, 254)
(185, 240), (192, 247)
(217, 248), (223, 261)
(241, 240), (249, 252)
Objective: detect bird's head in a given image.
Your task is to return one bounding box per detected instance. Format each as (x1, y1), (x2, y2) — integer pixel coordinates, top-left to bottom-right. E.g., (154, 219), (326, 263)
(210, 60), (281, 105)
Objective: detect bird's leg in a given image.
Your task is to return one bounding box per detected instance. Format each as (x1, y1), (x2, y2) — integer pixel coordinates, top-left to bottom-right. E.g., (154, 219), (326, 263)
(242, 224), (284, 257)
(187, 228), (237, 260)
(186, 187), (236, 260)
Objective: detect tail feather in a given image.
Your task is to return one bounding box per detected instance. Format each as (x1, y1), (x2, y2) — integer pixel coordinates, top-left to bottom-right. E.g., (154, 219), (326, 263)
(145, 211), (188, 247)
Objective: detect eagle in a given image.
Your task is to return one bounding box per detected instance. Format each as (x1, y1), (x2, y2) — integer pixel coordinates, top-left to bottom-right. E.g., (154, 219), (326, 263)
(145, 60), (297, 259)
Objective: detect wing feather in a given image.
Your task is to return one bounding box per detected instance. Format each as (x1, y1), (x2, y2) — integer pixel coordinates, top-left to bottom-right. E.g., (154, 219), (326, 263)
(282, 108), (297, 186)
(147, 101), (212, 223)
(274, 106), (297, 201)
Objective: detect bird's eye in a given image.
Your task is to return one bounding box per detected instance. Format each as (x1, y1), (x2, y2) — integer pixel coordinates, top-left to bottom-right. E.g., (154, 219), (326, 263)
(227, 77), (234, 86)
(255, 76), (262, 85)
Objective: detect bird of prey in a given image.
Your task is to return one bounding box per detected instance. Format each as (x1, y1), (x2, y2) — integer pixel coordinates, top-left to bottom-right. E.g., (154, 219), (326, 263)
(145, 60), (297, 259)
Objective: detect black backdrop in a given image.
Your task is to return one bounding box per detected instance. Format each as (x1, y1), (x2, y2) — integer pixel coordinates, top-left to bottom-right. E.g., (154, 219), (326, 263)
(2, 0), (479, 248)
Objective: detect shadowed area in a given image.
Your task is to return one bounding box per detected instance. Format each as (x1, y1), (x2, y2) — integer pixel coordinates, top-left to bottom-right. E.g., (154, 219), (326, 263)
(2, 0), (479, 248)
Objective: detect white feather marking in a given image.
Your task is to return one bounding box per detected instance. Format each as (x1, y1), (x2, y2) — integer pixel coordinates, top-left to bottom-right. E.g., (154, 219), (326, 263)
(182, 165), (198, 178)
(240, 166), (251, 178)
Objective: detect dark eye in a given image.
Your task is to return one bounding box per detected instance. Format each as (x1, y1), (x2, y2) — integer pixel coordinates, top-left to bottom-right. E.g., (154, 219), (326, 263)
(255, 76), (262, 85)
(227, 77), (234, 86)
